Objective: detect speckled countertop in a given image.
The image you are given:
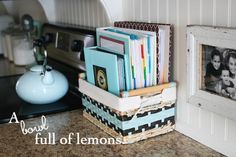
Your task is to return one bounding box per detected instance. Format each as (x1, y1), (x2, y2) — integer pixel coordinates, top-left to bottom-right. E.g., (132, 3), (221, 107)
(0, 109), (225, 157)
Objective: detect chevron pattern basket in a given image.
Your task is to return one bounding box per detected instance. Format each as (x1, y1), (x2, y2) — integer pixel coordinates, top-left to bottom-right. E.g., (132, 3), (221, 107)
(82, 93), (175, 144)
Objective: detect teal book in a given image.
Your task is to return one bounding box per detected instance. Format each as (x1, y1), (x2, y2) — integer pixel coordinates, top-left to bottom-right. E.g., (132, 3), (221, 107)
(96, 27), (136, 91)
(84, 47), (124, 96)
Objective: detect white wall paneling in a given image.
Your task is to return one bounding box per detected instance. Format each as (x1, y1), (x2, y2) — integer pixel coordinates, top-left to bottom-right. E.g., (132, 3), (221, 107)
(134, 0), (142, 21)
(3, 0), (47, 23)
(40, 0), (123, 27)
(188, 0), (200, 25)
(227, 0), (231, 27)
(179, 0), (190, 126)
(159, 0), (167, 23)
(100, 0), (123, 24)
(121, 0), (236, 156)
(96, 0), (101, 27)
(231, 0), (236, 26)
(81, 0), (86, 25)
(123, 0), (133, 21)
(149, 0), (158, 23)
(39, 0), (111, 27)
(215, 0), (228, 26)
(141, 0), (149, 22)
(201, 0), (214, 25)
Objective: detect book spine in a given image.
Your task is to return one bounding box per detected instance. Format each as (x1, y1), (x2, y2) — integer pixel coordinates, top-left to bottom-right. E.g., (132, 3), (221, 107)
(141, 40), (146, 87)
(147, 36), (152, 86)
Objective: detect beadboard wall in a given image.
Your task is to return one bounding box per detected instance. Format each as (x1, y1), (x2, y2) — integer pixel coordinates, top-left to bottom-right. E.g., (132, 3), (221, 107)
(121, 0), (236, 156)
(2, 0), (47, 23)
(39, 0), (110, 27)
(2, 0), (236, 156)
(3, 0), (110, 26)
(16, 0), (47, 22)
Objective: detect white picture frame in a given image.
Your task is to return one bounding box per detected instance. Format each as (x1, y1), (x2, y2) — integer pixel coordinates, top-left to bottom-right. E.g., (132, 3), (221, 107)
(187, 25), (236, 120)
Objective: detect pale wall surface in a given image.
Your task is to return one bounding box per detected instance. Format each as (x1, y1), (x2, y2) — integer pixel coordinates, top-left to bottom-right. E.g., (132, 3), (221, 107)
(121, 0), (236, 156)
(3, 0), (47, 23)
(39, 0), (110, 27)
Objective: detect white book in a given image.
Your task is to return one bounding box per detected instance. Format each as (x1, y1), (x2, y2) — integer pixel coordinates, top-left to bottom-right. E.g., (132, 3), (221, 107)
(113, 27), (156, 87)
(152, 35), (157, 86)
(135, 39), (143, 88)
(158, 26), (171, 84)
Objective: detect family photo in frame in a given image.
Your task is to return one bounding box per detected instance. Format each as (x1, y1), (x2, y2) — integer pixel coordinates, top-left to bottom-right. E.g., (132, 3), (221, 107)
(203, 45), (236, 100)
(187, 25), (236, 120)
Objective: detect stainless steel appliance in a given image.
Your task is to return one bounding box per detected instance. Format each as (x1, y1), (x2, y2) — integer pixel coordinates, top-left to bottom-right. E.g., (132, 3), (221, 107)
(0, 23), (96, 123)
(43, 23), (95, 70)
(42, 23), (95, 96)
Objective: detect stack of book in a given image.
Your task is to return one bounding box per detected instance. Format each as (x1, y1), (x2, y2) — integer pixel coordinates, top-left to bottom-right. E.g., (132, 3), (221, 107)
(84, 25), (172, 96)
(114, 21), (173, 84)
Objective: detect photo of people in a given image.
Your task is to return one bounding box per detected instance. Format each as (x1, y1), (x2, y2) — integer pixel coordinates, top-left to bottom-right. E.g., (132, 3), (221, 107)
(203, 45), (236, 100)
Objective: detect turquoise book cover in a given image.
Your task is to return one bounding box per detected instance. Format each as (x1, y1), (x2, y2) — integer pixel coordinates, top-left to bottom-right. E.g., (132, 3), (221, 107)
(84, 47), (121, 96)
(96, 28), (133, 91)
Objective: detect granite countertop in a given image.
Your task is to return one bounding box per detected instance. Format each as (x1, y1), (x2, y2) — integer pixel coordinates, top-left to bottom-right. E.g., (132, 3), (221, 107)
(0, 109), (225, 157)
